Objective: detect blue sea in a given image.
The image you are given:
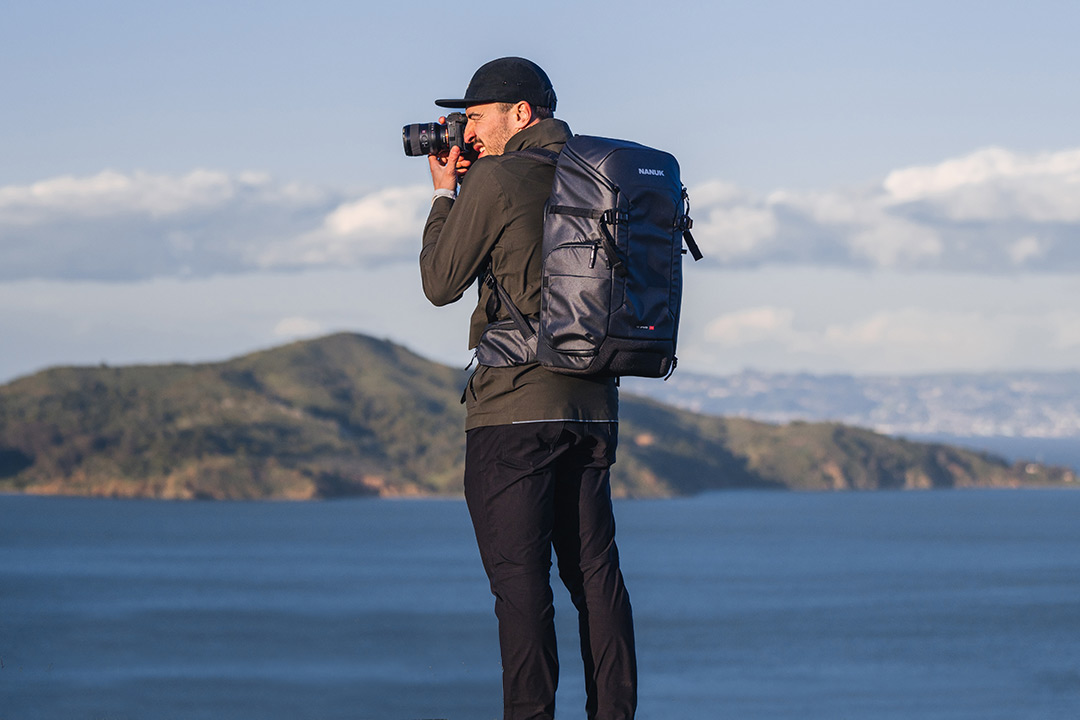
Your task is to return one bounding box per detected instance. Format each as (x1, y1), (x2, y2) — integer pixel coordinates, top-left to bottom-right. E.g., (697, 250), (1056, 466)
(2, 490), (1079, 720)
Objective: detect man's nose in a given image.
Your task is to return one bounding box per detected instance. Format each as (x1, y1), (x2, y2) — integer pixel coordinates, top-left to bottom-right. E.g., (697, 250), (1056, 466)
(464, 121), (477, 142)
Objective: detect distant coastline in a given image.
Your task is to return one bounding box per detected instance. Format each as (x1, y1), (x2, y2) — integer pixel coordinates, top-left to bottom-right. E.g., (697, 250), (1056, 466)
(902, 434), (1080, 474)
(1, 333), (1075, 501)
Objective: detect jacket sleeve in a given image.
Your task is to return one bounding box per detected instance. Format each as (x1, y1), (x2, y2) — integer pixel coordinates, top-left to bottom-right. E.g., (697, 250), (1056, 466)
(420, 161), (507, 307)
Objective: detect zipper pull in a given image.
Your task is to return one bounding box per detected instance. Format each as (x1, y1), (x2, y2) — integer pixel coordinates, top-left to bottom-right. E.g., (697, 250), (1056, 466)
(589, 241), (599, 268)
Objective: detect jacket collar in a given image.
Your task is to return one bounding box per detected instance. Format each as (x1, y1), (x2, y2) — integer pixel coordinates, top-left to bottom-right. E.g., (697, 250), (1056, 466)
(504, 118), (573, 153)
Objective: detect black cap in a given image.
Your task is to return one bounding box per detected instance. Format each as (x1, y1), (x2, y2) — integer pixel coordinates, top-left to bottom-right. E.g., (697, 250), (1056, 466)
(435, 57), (557, 111)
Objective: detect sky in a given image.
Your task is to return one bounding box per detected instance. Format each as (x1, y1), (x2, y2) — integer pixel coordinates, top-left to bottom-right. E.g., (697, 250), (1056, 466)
(2, 0), (1079, 383)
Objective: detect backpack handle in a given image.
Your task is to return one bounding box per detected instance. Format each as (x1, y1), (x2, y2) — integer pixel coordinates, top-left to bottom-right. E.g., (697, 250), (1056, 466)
(679, 187), (703, 261)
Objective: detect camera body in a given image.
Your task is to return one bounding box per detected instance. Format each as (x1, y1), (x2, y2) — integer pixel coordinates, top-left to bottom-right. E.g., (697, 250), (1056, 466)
(402, 112), (477, 159)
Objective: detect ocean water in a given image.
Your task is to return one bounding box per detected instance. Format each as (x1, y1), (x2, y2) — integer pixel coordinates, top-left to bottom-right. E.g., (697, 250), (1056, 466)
(2, 490), (1079, 720)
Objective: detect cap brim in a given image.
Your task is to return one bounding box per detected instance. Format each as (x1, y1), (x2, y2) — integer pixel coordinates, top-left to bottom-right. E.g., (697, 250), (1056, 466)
(434, 98), (472, 108)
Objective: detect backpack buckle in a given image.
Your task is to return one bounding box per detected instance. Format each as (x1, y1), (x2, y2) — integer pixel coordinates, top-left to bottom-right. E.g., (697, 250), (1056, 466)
(601, 209), (627, 225)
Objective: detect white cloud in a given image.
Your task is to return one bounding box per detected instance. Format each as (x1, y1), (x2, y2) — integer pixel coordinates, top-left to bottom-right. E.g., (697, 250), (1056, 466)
(254, 186), (429, 268)
(847, 217), (943, 268)
(272, 316), (326, 339)
(0, 267), (476, 384)
(1049, 311), (1080, 350)
(4, 263), (1080, 383)
(1008, 235), (1046, 265)
(0, 169), (274, 223)
(695, 205), (778, 261)
(2, 146), (1080, 283)
(822, 309), (999, 354)
(705, 306), (794, 345)
(882, 147), (1080, 222)
(686, 279), (1080, 375)
(689, 180), (747, 206)
(688, 146), (1080, 272)
(0, 170), (428, 281)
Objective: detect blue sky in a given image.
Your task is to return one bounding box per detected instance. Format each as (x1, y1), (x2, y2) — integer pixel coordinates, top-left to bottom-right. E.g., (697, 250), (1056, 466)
(2, 0), (1079, 382)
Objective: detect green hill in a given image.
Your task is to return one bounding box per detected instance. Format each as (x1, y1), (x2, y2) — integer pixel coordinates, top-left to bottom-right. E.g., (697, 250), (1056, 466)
(0, 333), (1073, 499)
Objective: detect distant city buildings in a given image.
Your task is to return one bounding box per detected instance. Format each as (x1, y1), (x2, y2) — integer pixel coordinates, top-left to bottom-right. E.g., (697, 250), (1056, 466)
(624, 371), (1080, 439)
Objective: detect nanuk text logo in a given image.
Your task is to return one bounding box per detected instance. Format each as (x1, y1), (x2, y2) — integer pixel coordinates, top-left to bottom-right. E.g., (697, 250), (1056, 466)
(638, 168), (665, 177)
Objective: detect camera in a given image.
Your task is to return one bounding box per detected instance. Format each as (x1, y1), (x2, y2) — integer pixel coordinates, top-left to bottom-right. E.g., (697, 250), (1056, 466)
(402, 112), (477, 159)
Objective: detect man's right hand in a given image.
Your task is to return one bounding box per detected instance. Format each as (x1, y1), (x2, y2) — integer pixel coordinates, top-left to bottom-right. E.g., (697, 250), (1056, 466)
(428, 145), (461, 192)
(429, 145), (473, 191)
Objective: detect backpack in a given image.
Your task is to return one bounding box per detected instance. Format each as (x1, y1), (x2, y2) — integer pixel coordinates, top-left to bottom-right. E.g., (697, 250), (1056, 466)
(475, 135), (702, 378)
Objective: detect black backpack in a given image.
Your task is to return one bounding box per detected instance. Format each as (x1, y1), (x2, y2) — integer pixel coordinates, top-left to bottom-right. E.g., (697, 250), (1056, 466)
(476, 135), (702, 378)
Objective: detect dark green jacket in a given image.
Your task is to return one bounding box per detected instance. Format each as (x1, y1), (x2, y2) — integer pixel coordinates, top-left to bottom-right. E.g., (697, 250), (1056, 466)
(421, 118), (618, 430)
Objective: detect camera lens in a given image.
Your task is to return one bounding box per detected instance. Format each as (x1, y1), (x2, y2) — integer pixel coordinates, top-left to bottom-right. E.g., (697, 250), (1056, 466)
(402, 122), (447, 157)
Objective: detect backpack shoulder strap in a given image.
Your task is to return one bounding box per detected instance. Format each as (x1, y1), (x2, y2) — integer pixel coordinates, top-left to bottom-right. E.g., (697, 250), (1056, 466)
(479, 146), (560, 342)
(483, 263), (536, 341)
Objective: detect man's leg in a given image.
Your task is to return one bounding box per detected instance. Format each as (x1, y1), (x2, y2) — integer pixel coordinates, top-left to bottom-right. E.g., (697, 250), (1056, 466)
(464, 422), (572, 720)
(552, 422), (637, 720)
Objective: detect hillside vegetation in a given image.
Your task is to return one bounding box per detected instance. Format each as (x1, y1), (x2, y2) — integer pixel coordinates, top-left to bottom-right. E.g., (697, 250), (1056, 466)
(0, 334), (1073, 499)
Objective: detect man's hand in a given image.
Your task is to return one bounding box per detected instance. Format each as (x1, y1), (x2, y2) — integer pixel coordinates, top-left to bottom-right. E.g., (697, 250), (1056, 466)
(429, 145), (464, 192)
(428, 116), (473, 190)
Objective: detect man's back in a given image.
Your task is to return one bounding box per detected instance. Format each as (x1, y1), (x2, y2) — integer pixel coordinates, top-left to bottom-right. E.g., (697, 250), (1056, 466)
(420, 117), (618, 431)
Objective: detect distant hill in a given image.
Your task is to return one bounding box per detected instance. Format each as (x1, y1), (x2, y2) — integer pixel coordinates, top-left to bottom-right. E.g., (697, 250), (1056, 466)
(0, 333), (1074, 500)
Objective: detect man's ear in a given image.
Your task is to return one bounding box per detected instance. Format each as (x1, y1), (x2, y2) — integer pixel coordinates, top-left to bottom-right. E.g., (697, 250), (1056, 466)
(513, 101), (536, 130)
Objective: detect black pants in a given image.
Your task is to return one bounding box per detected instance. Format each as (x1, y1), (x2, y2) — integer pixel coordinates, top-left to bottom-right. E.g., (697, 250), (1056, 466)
(464, 421), (637, 720)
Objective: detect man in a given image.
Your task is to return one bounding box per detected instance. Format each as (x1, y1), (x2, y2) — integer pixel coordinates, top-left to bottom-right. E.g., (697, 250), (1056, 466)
(419, 57), (637, 720)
